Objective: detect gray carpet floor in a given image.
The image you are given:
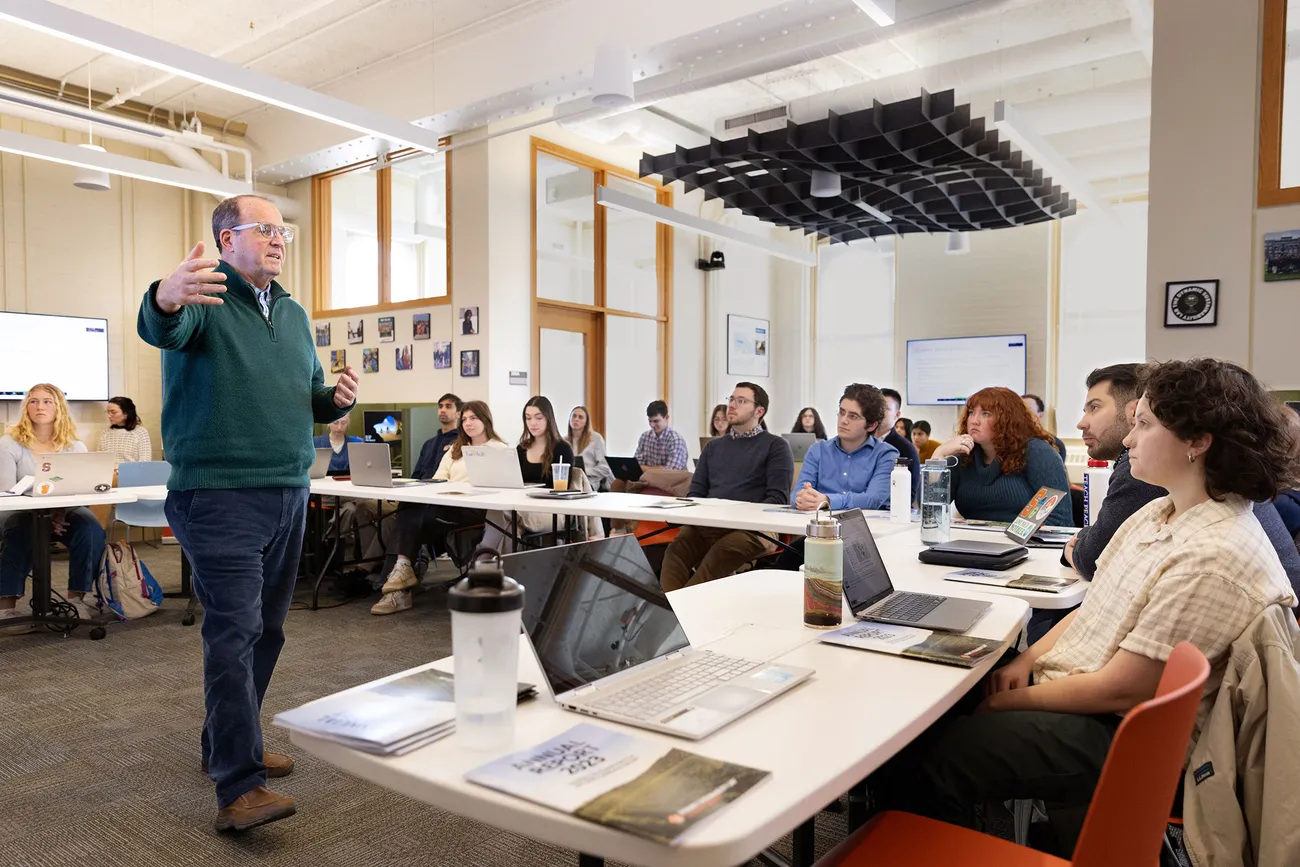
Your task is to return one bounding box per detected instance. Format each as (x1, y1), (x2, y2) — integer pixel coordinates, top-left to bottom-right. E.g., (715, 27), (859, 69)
(0, 543), (851, 867)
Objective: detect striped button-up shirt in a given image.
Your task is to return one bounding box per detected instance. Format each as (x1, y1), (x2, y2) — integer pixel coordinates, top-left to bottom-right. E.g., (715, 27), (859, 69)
(634, 426), (689, 470)
(255, 286), (271, 321)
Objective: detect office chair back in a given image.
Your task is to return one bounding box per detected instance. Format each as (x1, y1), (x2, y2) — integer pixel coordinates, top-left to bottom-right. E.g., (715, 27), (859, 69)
(1071, 641), (1209, 867)
(114, 460), (172, 532)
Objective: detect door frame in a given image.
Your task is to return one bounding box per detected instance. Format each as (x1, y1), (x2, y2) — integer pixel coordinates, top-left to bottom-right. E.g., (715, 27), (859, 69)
(536, 306), (603, 435)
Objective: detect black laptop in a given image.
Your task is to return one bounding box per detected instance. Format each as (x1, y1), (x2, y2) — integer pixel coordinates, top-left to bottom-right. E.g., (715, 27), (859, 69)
(606, 456), (644, 483)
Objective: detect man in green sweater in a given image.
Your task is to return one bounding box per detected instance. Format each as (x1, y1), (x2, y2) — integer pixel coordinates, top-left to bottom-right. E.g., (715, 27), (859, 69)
(660, 382), (793, 591)
(138, 195), (357, 832)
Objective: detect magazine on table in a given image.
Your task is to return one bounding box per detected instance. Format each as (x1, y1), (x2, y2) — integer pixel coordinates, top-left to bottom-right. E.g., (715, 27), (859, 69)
(274, 668), (535, 755)
(465, 723), (770, 845)
(943, 569), (1082, 594)
(644, 498), (699, 509)
(819, 621), (1005, 668)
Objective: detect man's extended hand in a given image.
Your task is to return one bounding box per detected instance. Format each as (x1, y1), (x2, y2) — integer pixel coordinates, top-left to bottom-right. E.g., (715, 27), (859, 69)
(794, 482), (830, 511)
(333, 365), (359, 408)
(155, 242), (226, 314)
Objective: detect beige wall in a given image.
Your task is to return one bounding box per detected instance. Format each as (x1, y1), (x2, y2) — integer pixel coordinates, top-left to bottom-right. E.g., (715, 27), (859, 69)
(894, 223), (1053, 437)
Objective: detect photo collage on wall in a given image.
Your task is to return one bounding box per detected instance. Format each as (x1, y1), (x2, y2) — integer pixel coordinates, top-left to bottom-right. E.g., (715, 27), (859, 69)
(314, 312), (481, 376)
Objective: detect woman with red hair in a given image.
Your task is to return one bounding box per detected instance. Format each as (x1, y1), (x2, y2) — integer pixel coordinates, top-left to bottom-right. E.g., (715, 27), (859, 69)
(931, 386), (1073, 526)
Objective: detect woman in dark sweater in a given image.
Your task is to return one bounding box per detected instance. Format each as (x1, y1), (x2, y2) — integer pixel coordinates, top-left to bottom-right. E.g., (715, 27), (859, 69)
(517, 395), (574, 488)
(931, 386), (1073, 526)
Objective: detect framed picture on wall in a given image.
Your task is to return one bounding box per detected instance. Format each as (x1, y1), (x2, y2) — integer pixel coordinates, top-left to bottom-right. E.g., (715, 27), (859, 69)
(726, 314), (769, 377)
(330, 350), (346, 373)
(347, 319), (364, 344)
(378, 316), (396, 342)
(314, 323), (331, 346)
(413, 313), (431, 340)
(395, 345), (413, 371)
(1164, 280), (1219, 327)
(362, 348), (379, 373)
(460, 349), (480, 377)
(459, 306), (479, 335)
(1264, 231), (1300, 281)
(434, 341), (452, 369)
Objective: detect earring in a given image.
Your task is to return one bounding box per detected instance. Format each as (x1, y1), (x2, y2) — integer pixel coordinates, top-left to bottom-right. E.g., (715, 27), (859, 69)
(1188, 453), (1195, 464)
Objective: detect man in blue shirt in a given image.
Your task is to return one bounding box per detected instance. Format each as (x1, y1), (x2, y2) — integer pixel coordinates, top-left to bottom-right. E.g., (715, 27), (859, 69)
(311, 414), (363, 475)
(791, 383), (899, 511)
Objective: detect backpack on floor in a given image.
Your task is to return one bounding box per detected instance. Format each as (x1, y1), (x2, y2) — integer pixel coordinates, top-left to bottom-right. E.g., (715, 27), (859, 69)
(95, 541), (163, 621)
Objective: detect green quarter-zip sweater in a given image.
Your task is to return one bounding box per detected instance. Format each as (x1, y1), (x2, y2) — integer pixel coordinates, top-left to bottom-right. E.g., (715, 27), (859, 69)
(138, 260), (351, 491)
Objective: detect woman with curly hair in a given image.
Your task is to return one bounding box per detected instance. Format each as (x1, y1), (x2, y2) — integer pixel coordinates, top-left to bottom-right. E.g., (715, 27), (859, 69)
(791, 407), (828, 440)
(931, 385), (1073, 526)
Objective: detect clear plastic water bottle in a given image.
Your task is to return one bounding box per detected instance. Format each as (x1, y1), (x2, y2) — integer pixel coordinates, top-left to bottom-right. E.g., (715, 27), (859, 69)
(448, 549), (525, 750)
(921, 458), (952, 546)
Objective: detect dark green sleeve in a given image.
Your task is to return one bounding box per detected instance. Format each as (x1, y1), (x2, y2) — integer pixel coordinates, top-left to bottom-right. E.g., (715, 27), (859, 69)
(137, 283), (207, 350)
(311, 349), (350, 423)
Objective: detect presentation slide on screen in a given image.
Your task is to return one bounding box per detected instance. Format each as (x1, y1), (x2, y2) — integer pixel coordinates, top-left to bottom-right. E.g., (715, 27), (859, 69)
(907, 335), (1026, 406)
(0, 313), (109, 401)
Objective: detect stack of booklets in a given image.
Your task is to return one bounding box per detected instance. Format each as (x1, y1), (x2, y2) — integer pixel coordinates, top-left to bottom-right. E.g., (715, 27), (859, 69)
(273, 668), (536, 756)
(466, 723), (769, 845)
(818, 621), (1006, 668)
(943, 568), (1082, 594)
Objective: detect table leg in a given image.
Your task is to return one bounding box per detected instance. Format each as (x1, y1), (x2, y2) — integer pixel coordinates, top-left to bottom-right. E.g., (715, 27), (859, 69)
(792, 817), (815, 867)
(847, 779), (869, 831)
(577, 855), (604, 867)
(310, 496), (342, 610)
(30, 509), (52, 618)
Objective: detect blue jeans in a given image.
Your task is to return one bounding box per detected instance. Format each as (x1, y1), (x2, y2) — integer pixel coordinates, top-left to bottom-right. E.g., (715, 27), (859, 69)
(166, 487), (309, 808)
(0, 507), (105, 597)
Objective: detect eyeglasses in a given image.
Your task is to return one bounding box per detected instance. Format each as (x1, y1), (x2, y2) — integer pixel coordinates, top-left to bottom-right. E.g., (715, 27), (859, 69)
(230, 222), (295, 243)
(727, 396), (752, 406)
(837, 408), (866, 423)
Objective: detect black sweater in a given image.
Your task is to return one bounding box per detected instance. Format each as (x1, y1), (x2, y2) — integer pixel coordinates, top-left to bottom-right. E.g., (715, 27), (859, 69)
(690, 431), (793, 504)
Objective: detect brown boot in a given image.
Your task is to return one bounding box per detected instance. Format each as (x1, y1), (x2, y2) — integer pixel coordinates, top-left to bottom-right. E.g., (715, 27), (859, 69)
(214, 786), (295, 832)
(202, 751), (295, 778)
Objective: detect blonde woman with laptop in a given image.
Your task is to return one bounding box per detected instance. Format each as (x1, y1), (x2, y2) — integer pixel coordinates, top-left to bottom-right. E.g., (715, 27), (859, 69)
(0, 383), (105, 624)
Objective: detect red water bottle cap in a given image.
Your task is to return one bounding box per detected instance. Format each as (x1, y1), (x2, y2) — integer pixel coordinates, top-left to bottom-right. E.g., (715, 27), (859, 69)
(1087, 459), (1109, 468)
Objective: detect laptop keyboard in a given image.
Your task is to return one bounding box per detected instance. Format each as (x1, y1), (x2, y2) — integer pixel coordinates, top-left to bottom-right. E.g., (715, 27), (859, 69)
(583, 652), (759, 720)
(869, 592), (947, 623)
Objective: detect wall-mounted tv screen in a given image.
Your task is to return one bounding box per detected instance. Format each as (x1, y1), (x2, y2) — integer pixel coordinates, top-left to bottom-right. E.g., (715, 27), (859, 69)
(0, 312), (109, 401)
(906, 334), (1028, 406)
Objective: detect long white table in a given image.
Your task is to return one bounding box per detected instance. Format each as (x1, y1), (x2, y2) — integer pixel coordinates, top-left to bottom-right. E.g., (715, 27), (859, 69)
(289, 569), (1030, 867)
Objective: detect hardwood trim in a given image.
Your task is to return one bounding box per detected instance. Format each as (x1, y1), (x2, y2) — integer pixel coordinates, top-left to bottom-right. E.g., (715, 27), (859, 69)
(534, 298), (665, 321)
(311, 175), (332, 317)
(1259, 0), (1300, 205)
(595, 168), (607, 310)
(532, 137), (645, 183)
(377, 165), (392, 305)
(313, 297), (443, 318)
(531, 141), (540, 395)
(445, 146), (454, 305)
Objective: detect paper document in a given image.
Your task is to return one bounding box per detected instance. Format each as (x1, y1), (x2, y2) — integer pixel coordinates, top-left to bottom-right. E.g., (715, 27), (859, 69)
(944, 569), (1081, 594)
(819, 621), (1004, 668)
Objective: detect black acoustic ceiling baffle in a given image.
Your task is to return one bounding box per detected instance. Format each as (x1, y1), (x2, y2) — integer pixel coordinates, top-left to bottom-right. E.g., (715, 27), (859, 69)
(639, 89), (1076, 244)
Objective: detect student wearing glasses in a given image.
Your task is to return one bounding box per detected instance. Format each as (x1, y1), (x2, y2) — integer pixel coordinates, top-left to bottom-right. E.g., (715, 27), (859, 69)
(790, 384), (899, 512)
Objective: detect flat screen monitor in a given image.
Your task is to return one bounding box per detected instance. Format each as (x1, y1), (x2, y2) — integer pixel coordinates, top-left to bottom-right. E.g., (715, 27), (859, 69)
(906, 334), (1027, 406)
(362, 410), (403, 465)
(0, 312), (109, 401)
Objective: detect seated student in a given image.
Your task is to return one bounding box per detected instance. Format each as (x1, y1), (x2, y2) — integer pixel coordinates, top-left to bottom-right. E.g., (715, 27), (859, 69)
(0, 384), (105, 624)
(97, 396), (153, 464)
(791, 407), (828, 440)
(870, 358), (1300, 856)
(894, 417), (912, 440)
(660, 382), (793, 591)
(1022, 393), (1068, 460)
(311, 413), (363, 475)
(566, 405), (613, 491)
(879, 388), (921, 505)
(634, 400), (688, 471)
(371, 401), (506, 615)
(708, 403), (730, 438)
(517, 396), (574, 485)
(790, 384), (898, 512)
(931, 386), (1073, 526)
(411, 393), (463, 479)
(911, 420), (939, 462)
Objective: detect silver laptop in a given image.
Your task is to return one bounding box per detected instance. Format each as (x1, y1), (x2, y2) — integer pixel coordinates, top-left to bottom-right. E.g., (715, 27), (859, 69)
(508, 535), (814, 740)
(347, 442), (426, 488)
(31, 451), (116, 497)
(309, 448), (334, 480)
(782, 432), (817, 462)
(462, 446), (541, 489)
(840, 509), (990, 632)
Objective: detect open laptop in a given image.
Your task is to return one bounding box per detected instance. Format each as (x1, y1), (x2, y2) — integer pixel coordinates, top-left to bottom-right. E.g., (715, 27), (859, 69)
(462, 447), (542, 489)
(605, 456), (643, 483)
(840, 509), (990, 632)
(347, 443), (427, 488)
(782, 432), (817, 462)
(309, 448), (334, 480)
(31, 451), (115, 497)
(1004, 486), (1072, 546)
(507, 534), (814, 740)
(699, 435), (719, 453)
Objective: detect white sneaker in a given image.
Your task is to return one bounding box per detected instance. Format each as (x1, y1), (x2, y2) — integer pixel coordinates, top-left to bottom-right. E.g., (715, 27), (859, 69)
(0, 607), (33, 634)
(67, 598), (99, 621)
(370, 590), (413, 616)
(380, 561), (418, 593)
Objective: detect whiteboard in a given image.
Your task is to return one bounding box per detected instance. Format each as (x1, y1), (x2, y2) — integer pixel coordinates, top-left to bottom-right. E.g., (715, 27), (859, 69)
(0, 312), (109, 401)
(906, 335), (1026, 406)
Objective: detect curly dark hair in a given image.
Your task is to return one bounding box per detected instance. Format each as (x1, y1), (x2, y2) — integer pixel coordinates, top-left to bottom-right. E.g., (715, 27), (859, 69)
(1142, 359), (1300, 501)
(791, 407), (828, 439)
(841, 384), (888, 434)
(959, 386), (1056, 475)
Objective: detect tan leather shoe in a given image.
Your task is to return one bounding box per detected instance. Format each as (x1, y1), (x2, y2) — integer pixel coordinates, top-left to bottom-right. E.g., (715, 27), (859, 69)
(214, 786), (295, 832)
(202, 751), (295, 778)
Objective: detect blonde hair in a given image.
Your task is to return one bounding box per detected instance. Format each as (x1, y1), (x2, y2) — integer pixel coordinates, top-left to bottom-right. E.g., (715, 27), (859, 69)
(9, 384), (79, 452)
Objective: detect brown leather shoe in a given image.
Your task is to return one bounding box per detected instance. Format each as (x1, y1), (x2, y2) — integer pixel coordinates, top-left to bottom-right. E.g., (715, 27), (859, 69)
(214, 786), (295, 832)
(202, 752), (295, 778)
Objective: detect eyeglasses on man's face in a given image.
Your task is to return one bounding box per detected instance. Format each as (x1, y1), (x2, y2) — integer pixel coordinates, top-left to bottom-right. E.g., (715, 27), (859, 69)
(230, 222), (295, 243)
(837, 408), (866, 424)
(727, 395), (752, 406)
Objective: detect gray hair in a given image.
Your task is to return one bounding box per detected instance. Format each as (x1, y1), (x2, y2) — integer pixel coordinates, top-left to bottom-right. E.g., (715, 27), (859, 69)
(211, 194), (273, 252)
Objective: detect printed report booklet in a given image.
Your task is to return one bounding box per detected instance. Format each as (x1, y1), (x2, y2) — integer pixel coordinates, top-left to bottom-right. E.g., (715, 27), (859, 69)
(819, 621), (1005, 668)
(465, 723), (769, 845)
(943, 568), (1082, 594)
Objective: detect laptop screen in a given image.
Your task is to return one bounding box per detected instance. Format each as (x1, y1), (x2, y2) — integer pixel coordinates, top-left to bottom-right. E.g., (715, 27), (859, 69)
(506, 535), (689, 697)
(838, 510), (895, 613)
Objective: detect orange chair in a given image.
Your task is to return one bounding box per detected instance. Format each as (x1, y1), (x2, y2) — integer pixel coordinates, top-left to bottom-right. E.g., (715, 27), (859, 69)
(815, 641), (1210, 867)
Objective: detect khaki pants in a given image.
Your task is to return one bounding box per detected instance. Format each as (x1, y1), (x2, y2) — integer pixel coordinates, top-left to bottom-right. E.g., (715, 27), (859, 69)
(660, 526), (774, 592)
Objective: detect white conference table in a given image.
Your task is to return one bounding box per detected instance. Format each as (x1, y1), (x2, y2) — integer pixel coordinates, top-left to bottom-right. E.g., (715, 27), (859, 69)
(289, 569), (1030, 867)
(304, 478), (1087, 610)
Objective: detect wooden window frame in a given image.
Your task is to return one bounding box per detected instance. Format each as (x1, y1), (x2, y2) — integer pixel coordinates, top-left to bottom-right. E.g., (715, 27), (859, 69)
(530, 138), (674, 435)
(1260, 0), (1300, 205)
(311, 142), (453, 316)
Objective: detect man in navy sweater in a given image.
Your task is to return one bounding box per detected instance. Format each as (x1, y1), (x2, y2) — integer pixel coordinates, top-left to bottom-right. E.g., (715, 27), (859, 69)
(660, 382), (793, 591)
(880, 388), (921, 506)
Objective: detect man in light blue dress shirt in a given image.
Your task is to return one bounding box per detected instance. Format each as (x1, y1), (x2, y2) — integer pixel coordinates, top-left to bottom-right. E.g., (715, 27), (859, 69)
(790, 383), (900, 512)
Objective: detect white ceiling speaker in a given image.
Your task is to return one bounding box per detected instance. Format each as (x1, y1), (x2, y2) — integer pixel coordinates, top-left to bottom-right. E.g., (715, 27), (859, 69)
(946, 232), (971, 255)
(851, 0), (896, 26)
(73, 143), (110, 191)
(810, 170), (841, 197)
(592, 44), (635, 108)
